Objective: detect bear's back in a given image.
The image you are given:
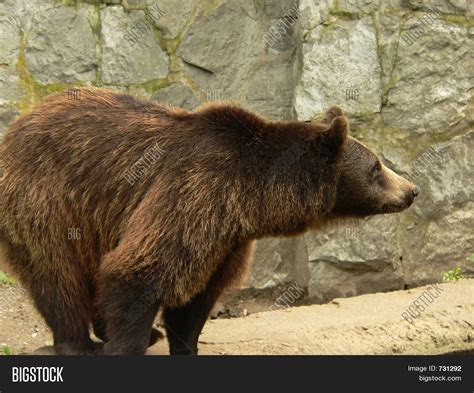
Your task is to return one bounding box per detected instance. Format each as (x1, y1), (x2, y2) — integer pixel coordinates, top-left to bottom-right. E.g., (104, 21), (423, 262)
(0, 88), (192, 258)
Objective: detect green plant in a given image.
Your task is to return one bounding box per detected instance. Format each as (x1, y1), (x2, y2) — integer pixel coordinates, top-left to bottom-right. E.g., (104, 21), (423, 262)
(442, 267), (464, 282)
(0, 270), (16, 285)
(469, 253), (474, 263)
(2, 345), (13, 355)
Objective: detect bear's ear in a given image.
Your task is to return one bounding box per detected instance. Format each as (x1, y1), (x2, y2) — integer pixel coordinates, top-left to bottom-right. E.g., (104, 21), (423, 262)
(323, 106), (345, 124)
(322, 116), (348, 156)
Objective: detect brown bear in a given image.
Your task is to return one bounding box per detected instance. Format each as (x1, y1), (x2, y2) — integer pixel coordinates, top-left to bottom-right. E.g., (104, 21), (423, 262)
(0, 88), (418, 355)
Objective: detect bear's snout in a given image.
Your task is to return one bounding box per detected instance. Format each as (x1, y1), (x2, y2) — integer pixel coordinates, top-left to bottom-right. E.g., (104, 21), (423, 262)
(400, 183), (420, 210)
(412, 185), (420, 197)
(402, 184), (419, 209)
(378, 165), (420, 213)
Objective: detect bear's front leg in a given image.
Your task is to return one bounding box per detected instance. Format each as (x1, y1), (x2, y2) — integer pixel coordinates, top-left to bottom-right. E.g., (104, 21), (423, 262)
(163, 289), (216, 355)
(163, 240), (255, 355)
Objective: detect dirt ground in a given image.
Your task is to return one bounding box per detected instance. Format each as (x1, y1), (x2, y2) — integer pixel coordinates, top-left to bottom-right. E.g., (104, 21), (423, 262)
(0, 279), (473, 355)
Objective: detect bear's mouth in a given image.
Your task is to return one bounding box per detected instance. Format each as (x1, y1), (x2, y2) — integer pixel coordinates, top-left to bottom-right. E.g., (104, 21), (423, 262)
(378, 197), (414, 214)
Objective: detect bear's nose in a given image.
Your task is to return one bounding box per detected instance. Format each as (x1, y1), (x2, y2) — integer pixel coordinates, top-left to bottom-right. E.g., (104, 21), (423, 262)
(412, 185), (420, 197)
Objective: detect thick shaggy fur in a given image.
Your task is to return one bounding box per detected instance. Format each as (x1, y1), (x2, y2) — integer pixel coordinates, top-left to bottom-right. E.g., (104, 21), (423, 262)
(0, 88), (351, 354)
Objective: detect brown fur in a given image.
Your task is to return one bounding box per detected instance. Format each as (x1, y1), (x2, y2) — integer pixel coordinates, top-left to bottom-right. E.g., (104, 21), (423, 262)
(0, 88), (417, 354)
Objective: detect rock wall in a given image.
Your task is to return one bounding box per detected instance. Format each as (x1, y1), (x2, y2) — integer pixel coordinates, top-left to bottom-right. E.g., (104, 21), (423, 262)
(0, 0), (472, 302)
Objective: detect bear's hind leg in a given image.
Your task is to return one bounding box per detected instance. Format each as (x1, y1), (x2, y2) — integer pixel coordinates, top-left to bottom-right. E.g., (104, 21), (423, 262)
(32, 267), (96, 355)
(96, 271), (160, 355)
(92, 311), (164, 347)
(3, 241), (95, 354)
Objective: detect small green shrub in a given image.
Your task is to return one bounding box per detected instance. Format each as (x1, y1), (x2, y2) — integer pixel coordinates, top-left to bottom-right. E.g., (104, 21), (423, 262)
(2, 346), (13, 355)
(0, 270), (16, 285)
(442, 267), (464, 282)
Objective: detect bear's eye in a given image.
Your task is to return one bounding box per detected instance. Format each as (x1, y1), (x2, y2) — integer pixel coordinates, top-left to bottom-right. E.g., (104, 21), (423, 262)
(372, 161), (382, 173)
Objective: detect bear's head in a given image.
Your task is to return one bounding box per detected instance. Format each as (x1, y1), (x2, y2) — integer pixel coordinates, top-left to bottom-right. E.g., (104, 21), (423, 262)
(322, 106), (419, 218)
